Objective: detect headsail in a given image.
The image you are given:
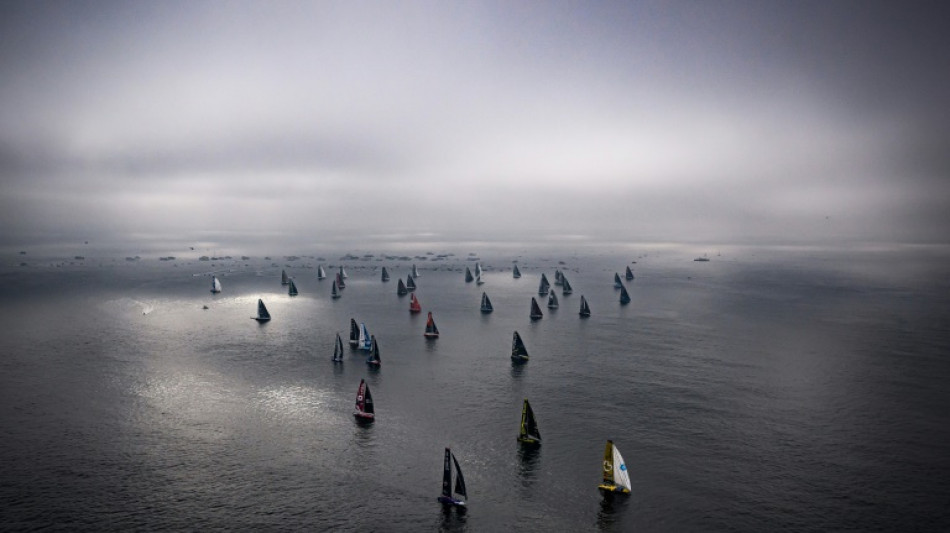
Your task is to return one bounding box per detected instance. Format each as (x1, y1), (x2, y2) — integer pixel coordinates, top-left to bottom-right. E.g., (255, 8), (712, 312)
(480, 292), (493, 313)
(511, 331), (529, 362)
(452, 452), (467, 500)
(530, 297), (543, 320)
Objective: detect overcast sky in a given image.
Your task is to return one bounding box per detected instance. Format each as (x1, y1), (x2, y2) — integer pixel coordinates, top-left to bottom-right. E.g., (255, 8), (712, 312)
(1, 0), (948, 252)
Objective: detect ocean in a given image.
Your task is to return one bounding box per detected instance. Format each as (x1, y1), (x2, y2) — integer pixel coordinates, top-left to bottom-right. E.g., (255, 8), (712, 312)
(1, 246), (949, 531)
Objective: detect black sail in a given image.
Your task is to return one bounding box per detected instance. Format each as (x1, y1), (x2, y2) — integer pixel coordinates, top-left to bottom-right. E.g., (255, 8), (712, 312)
(452, 453), (467, 499)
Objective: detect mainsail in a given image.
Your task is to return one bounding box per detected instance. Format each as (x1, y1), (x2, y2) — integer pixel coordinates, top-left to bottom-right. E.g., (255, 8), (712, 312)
(366, 335), (381, 366)
(359, 323), (372, 351)
(518, 399), (541, 445)
(480, 292), (493, 313)
(333, 332), (344, 362)
(561, 275), (572, 295)
(530, 297), (543, 320)
(354, 379), (374, 419)
(349, 319), (360, 347)
(254, 299), (271, 321)
(511, 331), (529, 362)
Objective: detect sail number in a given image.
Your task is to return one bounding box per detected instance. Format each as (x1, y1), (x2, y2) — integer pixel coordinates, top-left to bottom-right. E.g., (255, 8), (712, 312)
(603, 460), (612, 472)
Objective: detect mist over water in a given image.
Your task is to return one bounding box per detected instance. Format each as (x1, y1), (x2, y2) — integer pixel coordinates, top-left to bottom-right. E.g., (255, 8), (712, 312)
(1, 246), (949, 531)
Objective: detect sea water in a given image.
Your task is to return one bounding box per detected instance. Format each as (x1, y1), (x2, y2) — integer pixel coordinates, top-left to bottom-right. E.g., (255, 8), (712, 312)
(1, 247), (948, 531)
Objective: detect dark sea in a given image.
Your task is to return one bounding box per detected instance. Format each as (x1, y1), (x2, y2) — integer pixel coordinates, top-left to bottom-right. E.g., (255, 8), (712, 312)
(2, 247), (949, 531)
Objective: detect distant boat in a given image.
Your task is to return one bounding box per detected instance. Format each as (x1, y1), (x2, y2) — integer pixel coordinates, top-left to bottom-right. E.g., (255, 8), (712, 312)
(694, 256), (710, 262)
(554, 269), (563, 286)
(474, 262), (482, 279)
(336, 272), (346, 290)
(619, 283), (631, 305)
(332, 332), (344, 362)
(359, 323), (372, 351)
(480, 292), (493, 313)
(406, 275), (416, 292)
(579, 295), (591, 317)
(381, 266), (390, 282)
(340, 265), (348, 278)
(475, 272), (484, 285)
(538, 273), (550, 296)
(253, 299), (271, 321)
(613, 272), (623, 288)
(354, 378), (374, 420)
(424, 312), (440, 338)
(317, 265), (326, 280)
(547, 292), (559, 309)
(288, 279), (298, 296)
(409, 293), (422, 313)
(512, 264), (521, 278)
(625, 266), (635, 280)
(517, 399), (541, 446)
(597, 440), (631, 496)
(464, 267), (474, 283)
(366, 335), (381, 366)
(530, 297), (543, 320)
(349, 319), (359, 347)
(561, 275), (573, 295)
(331, 279), (341, 299)
(281, 269), (289, 286)
(412, 264), (420, 278)
(210, 276), (222, 294)
(437, 448), (467, 508)
(397, 278), (408, 296)
(511, 331), (529, 362)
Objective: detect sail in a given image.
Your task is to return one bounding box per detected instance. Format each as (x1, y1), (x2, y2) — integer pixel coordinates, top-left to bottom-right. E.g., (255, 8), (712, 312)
(524, 400), (540, 441)
(464, 267), (474, 283)
(530, 297), (543, 320)
(475, 273), (484, 285)
(614, 273), (623, 288)
(317, 265), (326, 279)
(441, 448), (452, 498)
(511, 331), (529, 360)
(538, 273), (550, 295)
(412, 264), (420, 278)
(602, 441), (615, 484)
(480, 292), (493, 313)
(256, 299), (270, 320)
(406, 275), (416, 291)
(579, 295), (591, 317)
(547, 292), (559, 309)
(211, 276), (222, 293)
(332, 279), (340, 298)
(336, 272), (345, 289)
(554, 269), (563, 286)
(340, 265), (347, 279)
(397, 278), (408, 295)
(281, 270), (289, 285)
(349, 319), (359, 346)
(452, 453), (467, 499)
(355, 379), (374, 416)
(512, 264), (521, 278)
(288, 279), (298, 296)
(409, 293), (422, 313)
(381, 266), (390, 282)
(619, 284), (631, 305)
(561, 275), (572, 295)
(625, 266), (634, 280)
(359, 323), (372, 350)
(612, 442), (631, 490)
(333, 333), (344, 361)
(475, 263), (482, 278)
(366, 335), (381, 365)
(424, 312), (439, 338)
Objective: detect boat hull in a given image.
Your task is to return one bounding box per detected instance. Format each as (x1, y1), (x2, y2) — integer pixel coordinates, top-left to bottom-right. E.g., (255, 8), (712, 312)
(510, 355), (529, 363)
(598, 483), (630, 497)
(437, 496), (466, 507)
(252, 317), (271, 322)
(424, 333), (439, 339)
(354, 412), (374, 421)
(517, 436), (541, 446)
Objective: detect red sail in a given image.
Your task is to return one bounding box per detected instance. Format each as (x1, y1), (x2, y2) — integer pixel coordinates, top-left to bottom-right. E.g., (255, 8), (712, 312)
(409, 293), (422, 313)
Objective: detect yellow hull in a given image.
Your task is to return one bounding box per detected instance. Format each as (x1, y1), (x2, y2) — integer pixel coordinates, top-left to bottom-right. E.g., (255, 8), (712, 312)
(598, 483), (630, 495)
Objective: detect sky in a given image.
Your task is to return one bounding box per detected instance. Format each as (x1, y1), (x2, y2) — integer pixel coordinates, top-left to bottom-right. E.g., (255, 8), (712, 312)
(1, 0), (948, 252)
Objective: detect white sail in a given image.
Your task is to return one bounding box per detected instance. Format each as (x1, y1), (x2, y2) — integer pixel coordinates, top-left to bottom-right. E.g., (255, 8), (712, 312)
(211, 276), (222, 293)
(612, 444), (631, 491)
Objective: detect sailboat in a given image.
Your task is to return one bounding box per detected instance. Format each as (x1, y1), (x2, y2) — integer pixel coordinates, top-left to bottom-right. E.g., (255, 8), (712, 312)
(340, 265), (348, 278)
(332, 332), (344, 362)
(412, 264), (420, 278)
(464, 266), (474, 283)
(366, 335), (381, 366)
(554, 269), (563, 286)
(579, 295), (591, 317)
(317, 265), (326, 280)
(517, 399), (541, 446)
(210, 276), (222, 294)
(547, 292), (559, 309)
(409, 293), (422, 313)
(512, 264), (521, 278)
(614, 273), (623, 288)
(424, 312), (440, 338)
(475, 272), (484, 285)
(354, 378), (374, 420)
(359, 323), (372, 351)
(474, 262), (482, 279)
(381, 266), (390, 282)
(281, 269), (289, 286)
(349, 318), (360, 347)
(538, 273), (550, 296)
(331, 279), (341, 299)
(397, 278), (408, 296)
(480, 292), (493, 313)
(288, 279), (298, 296)
(597, 440), (631, 496)
(406, 274), (416, 292)
(530, 297), (543, 320)
(511, 331), (529, 362)
(336, 272), (346, 290)
(437, 448), (467, 507)
(252, 299), (271, 321)
(561, 275), (573, 295)
(619, 283), (631, 305)
(625, 265), (635, 280)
